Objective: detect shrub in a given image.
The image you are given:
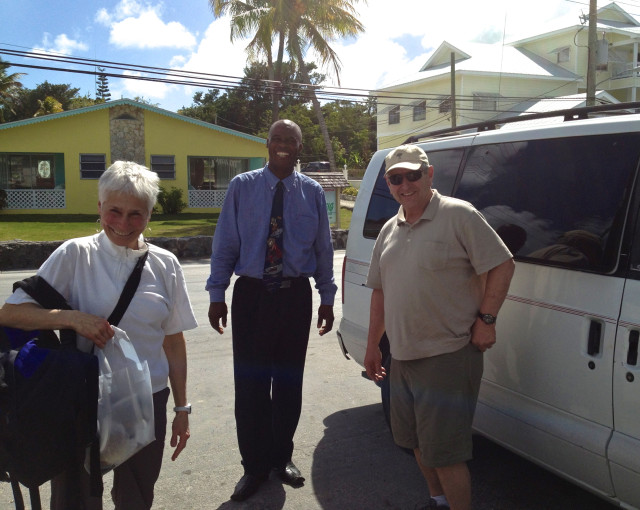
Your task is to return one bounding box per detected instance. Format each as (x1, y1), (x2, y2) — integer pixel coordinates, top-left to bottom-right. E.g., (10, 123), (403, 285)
(156, 187), (187, 215)
(0, 190), (7, 211)
(342, 186), (359, 197)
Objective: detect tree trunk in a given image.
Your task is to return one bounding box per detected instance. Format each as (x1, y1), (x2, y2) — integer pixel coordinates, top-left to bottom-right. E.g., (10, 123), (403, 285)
(310, 93), (336, 172)
(272, 33), (286, 124)
(294, 46), (336, 172)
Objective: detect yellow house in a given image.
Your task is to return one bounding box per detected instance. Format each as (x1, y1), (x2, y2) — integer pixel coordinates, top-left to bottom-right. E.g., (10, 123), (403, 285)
(375, 2), (639, 149)
(0, 98), (267, 214)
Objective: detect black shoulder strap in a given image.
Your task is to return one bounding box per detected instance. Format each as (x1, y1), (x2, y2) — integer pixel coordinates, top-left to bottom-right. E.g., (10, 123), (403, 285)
(12, 276), (75, 347)
(13, 276), (72, 311)
(12, 249), (147, 343)
(107, 251), (148, 327)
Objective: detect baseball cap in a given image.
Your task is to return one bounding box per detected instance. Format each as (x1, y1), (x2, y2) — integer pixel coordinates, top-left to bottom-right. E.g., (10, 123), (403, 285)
(384, 145), (430, 174)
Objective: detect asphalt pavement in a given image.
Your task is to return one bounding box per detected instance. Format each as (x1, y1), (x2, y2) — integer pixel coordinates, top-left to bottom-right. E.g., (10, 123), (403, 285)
(0, 251), (617, 509)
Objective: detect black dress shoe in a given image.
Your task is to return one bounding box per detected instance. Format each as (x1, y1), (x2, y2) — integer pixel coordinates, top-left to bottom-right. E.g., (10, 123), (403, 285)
(275, 461), (305, 487)
(230, 473), (266, 501)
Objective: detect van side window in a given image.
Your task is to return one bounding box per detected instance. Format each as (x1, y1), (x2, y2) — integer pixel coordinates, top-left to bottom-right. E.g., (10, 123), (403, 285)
(363, 148), (464, 239)
(455, 134), (640, 272)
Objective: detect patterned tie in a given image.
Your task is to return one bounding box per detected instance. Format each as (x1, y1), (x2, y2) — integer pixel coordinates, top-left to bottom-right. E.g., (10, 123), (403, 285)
(263, 181), (284, 292)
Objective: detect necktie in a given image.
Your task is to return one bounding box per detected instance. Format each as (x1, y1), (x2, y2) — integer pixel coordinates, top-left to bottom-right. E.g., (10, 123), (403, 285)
(263, 181), (284, 292)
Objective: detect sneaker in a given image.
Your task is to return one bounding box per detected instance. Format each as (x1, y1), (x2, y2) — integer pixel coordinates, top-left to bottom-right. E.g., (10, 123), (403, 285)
(416, 498), (450, 510)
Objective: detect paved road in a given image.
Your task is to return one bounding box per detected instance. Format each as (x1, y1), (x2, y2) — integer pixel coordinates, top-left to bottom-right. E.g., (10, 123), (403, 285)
(0, 251), (617, 509)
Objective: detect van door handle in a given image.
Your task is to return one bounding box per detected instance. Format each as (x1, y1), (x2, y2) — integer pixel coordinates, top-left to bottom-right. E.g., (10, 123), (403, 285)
(628, 330), (639, 366)
(587, 320), (602, 356)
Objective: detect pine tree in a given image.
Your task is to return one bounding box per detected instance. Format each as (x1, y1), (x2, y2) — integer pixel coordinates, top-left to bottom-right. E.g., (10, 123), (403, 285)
(96, 68), (111, 102)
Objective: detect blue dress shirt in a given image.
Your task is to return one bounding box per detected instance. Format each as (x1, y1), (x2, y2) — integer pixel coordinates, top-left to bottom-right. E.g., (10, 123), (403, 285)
(206, 166), (337, 305)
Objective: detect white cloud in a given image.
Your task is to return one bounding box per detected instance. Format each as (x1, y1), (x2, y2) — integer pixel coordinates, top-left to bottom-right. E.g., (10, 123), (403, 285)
(95, 8), (112, 26)
(35, 33), (88, 55)
(99, 12), (249, 106)
(96, 0), (145, 25)
(176, 18), (250, 77)
(98, 0), (196, 50)
(114, 0), (146, 20)
(323, 0), (581, 91)
(167, 18), (252, 105)
(116, 70), (174, 101)
(110, 10), (196, 49)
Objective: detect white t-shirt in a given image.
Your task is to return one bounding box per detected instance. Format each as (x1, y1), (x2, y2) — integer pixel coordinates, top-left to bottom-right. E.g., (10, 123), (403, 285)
(7, 231), (198, 392)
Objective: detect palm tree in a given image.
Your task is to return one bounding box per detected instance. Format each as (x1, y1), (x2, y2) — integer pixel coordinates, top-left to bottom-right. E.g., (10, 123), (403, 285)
(0, 58), (25, 122)
(283, 0), (365, 171)
(210, 0), (365, 172)
(211, 1), (283, 121)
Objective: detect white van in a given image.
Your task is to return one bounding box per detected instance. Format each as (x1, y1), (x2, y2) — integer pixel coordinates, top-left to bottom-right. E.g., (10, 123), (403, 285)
(336, 103), (640, 509)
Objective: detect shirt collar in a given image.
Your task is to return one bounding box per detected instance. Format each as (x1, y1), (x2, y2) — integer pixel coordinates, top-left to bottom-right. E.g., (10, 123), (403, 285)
(97, 230), (149, 259)
(264, 166), (296, 192)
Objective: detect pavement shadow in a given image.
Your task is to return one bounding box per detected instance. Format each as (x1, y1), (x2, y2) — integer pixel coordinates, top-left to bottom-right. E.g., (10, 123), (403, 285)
(469, 435), (616, 510)
(309, 405), (617, 510)
(311, 403), (425, 510)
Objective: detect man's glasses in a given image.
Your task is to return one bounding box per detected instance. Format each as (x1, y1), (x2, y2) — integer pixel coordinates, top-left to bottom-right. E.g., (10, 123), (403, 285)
(387, 170), (424, 186)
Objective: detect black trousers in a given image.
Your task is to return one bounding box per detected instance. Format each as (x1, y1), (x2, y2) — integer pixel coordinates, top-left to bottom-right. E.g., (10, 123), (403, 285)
(231, 276), (312, 476)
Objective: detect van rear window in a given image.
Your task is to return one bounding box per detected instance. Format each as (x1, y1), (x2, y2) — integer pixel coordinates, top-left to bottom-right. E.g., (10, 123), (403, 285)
(455, 133), (640, 273)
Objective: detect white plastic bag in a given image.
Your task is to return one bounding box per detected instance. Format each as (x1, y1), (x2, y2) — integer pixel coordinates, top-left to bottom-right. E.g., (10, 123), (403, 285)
(86, 326), (155, 472)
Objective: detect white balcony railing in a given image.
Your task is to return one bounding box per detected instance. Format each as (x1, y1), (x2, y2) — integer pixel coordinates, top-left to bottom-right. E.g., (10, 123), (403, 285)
(610, 62), (640, 79)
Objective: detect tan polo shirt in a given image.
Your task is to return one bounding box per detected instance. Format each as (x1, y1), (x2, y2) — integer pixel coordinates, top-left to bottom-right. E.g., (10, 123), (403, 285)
(366, 190), (512, 360)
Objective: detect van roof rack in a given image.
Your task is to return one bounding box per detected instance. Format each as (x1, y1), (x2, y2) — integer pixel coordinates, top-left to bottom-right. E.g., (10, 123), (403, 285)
(403, 101), (640, 144)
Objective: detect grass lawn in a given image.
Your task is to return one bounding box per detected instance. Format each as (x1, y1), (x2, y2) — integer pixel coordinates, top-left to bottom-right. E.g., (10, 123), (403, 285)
(0, 208), (353, 242)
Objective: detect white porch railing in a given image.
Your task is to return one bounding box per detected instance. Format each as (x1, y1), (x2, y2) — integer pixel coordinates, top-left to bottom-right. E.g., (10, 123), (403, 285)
(188, 189), (227, 209)
(4, 189), (66, 209)
(2, 189), (227, 211)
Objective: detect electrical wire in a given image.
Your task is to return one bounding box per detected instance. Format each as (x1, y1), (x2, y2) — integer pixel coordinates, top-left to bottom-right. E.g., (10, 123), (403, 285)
(0, 47), (595, 110)
(0, 45), (619, 128)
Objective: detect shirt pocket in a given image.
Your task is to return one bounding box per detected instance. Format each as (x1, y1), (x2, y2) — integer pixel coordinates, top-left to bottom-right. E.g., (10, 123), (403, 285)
(418, 241), (449, 270)
(288, 213), (318, 245)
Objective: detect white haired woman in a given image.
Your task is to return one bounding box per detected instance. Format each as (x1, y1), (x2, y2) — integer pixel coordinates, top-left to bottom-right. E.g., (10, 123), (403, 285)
(0, 161), (198, 509)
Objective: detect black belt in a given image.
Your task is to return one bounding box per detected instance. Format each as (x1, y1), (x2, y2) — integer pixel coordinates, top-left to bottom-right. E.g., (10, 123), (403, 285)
(240, 276), (305, 290)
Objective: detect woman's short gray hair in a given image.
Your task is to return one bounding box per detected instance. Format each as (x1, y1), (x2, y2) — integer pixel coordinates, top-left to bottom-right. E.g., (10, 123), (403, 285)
(98, 161), (160, 212)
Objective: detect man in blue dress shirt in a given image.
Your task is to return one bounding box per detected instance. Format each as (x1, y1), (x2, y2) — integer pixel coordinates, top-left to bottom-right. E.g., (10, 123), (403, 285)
(206, 119), (337, 502)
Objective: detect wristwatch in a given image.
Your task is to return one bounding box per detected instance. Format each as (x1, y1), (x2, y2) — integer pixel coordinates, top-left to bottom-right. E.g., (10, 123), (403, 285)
(173, 404), (192, 414)
(477, 312), (497, 325)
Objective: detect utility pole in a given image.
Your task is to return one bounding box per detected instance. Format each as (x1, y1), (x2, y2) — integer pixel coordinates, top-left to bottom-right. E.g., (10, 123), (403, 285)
(586, 0), (598, 106)
(451, 52), (457, 128)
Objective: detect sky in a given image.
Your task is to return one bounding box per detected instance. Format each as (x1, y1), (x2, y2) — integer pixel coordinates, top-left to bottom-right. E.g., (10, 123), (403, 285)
(0, 0), (628, 113)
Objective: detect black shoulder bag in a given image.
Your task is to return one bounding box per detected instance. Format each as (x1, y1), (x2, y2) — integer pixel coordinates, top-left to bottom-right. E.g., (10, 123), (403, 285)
(0, 251), (148, 510)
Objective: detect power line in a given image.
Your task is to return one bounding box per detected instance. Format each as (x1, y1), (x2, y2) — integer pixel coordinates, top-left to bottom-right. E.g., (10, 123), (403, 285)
(0, 46), (611, 130)
(0, 47), (591, 110)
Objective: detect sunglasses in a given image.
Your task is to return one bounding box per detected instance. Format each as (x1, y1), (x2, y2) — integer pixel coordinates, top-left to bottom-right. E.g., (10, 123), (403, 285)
(387, 170), (424, 186)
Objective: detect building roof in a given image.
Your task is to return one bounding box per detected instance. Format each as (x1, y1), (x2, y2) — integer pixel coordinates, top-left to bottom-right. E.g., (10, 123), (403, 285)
(378, 2), (638, 94)
(379, 41), (580, 92)
(509, 2), (640, 45)
(302, 172), (350, 189)
(0, 98), (266, 144)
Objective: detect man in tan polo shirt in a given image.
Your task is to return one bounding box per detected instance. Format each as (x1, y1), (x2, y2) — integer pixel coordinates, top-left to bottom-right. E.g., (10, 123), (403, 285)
(364, 144), (515, 510)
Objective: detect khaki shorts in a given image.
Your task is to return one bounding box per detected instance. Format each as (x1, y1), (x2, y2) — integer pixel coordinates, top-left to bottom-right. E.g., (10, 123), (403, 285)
(390, 343), (483, 468)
